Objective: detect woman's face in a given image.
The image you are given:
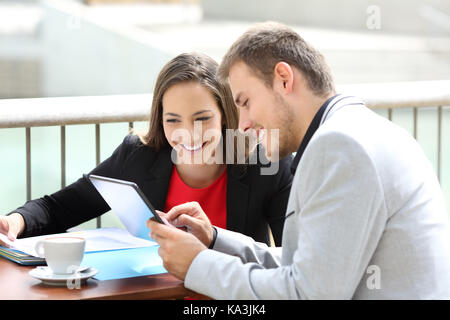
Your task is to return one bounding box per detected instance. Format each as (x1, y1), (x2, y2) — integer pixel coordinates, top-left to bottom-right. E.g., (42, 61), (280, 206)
(162, 81), (224, 165)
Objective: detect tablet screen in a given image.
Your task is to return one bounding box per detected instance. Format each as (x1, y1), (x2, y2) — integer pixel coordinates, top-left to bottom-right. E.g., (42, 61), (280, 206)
(88, 174), (161, 240)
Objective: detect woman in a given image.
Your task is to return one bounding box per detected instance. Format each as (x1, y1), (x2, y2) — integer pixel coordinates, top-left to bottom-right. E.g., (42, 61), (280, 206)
(0, 53), (293, 247)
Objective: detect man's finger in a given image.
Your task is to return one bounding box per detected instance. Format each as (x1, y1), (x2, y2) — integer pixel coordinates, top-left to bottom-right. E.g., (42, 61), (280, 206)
(165, 202), (198, 221)
(175, 214), (202, 231)
(157, 245), (165, 259)
(147, 220), (170, 240)
(147, 218), (168, 230)
(155, 210), (168, 219)
(165, 206), (191, 222)
(148, 219), (183, 244)
(161, 216), (172, 226)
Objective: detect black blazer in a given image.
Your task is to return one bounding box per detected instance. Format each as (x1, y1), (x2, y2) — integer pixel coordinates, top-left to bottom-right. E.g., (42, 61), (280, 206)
(13, 135), (293, 246)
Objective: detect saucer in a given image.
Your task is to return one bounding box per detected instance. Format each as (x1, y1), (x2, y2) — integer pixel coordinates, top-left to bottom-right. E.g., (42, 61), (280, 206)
(29, 266), (98, 286)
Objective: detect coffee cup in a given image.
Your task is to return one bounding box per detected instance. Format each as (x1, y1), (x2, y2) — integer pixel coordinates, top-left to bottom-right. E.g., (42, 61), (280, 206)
(34, 237), (85, 275)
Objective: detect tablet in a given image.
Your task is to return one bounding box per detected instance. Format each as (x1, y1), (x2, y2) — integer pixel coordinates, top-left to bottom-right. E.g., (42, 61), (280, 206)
(88, 174), (166, 240)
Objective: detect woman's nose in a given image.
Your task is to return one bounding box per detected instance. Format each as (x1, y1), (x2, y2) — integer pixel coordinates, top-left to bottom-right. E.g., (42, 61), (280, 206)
(192, 121), (203, 143)
(179, 121), (203, 145)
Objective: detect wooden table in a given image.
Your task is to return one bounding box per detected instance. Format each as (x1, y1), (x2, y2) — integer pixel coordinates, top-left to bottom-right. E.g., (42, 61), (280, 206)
(0, 258), (197, 300)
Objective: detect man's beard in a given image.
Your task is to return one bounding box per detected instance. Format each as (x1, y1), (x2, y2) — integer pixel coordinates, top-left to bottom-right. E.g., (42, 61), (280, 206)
(272, 92), (297, 159)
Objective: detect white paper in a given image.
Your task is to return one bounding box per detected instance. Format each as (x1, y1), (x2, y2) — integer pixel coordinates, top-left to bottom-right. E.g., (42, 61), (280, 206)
(0, 228), (157, 257)
(0, 233), (16, 248)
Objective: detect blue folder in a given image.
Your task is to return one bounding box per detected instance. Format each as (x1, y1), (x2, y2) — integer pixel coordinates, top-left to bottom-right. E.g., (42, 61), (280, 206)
(0, 246), (45, 266)
(81, 245), (167, 281)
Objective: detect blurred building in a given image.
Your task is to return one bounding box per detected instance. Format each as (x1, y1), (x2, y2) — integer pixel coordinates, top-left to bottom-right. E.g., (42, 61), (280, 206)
(0, 0), (449, 98)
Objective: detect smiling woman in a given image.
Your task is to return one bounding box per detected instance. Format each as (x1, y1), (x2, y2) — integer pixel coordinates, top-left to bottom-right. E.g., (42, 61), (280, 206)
(139, 53), (238, 190)
(0, 52), (293, 249)
(161, 82), (225, 180)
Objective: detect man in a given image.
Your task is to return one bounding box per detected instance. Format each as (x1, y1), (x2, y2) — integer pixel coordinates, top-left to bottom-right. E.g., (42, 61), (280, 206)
(147, 22), (450, 299)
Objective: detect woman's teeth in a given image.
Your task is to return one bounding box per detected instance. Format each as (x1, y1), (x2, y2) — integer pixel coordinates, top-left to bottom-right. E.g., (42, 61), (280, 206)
(181, 142), (205, 152)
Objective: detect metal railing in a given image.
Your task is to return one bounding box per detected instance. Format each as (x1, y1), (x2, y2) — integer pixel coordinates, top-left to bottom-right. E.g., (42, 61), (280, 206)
(1, 80), (449, 226)
(337, 80), (450, 182)
(0, 94), (152, 228)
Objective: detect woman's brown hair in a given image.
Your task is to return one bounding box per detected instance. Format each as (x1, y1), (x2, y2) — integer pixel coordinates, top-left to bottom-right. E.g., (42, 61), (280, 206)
(140, 52), (240, 162)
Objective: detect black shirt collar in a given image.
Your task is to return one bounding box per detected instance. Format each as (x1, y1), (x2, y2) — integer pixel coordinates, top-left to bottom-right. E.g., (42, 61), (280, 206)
(290, 94), (339, 174)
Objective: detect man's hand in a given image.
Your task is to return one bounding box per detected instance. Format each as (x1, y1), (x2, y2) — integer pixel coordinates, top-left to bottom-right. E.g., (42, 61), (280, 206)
(147, 219), (207, 281)
(164, 202), (214, 247)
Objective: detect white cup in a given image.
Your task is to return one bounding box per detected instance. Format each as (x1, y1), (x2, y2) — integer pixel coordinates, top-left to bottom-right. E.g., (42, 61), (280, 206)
(35, 237), (86, 275)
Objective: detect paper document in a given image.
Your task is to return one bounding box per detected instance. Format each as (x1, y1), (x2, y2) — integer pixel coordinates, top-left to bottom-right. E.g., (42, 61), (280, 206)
(0, 233), (15, 248)
(0, 228), (157, 257)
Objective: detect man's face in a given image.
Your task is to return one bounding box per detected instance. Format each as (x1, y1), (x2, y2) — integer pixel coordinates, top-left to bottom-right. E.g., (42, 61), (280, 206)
(228, 61), (296, 160)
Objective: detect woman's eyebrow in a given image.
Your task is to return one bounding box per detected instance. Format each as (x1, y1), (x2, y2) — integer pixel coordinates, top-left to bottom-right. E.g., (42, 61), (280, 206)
(192, 110), (213, 116)
(164, 112), (181, 117)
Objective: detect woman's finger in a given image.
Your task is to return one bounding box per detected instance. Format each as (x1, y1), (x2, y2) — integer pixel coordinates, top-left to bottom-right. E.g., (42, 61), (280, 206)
(0, 239), (11, 248)
(0, 233), (12, 248)
(0, 218), (15, 243)
(0, 218), (9, 235)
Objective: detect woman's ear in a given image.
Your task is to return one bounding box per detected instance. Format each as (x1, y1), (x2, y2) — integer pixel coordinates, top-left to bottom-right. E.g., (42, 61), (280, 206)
(273, 62), (294, 94)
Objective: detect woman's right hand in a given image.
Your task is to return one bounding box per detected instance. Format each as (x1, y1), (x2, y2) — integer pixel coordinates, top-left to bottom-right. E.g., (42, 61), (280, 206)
(0, 213), (25, 247)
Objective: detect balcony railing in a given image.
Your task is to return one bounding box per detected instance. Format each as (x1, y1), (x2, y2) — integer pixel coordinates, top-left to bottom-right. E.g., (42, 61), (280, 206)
(1, 80), (449, 227)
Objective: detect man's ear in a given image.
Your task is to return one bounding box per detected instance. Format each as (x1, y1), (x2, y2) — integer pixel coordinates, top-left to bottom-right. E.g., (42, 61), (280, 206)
(273, 62), (294, 94)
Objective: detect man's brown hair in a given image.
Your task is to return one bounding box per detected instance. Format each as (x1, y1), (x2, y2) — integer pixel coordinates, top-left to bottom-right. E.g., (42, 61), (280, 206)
(218, 21), (335, 97)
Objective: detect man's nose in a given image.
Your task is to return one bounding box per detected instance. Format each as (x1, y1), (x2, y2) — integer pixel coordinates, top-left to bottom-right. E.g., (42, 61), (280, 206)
(238, 111), (253, 134)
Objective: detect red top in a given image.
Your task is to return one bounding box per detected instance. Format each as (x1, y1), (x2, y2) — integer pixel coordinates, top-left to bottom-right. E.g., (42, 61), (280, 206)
(163, 166), (227, 229)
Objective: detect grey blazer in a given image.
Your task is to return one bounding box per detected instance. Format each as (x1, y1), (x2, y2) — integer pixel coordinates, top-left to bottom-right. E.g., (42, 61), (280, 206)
(184, 95), (450, 299)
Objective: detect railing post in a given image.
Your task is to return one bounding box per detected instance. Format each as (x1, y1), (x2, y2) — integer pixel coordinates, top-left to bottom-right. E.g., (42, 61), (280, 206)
(95, 123), (101, 229)
(26, 127), (31, 201)
(437, 106), (442, 182)
(61, 126), (66, 189)
(413, 107), (418, 139)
